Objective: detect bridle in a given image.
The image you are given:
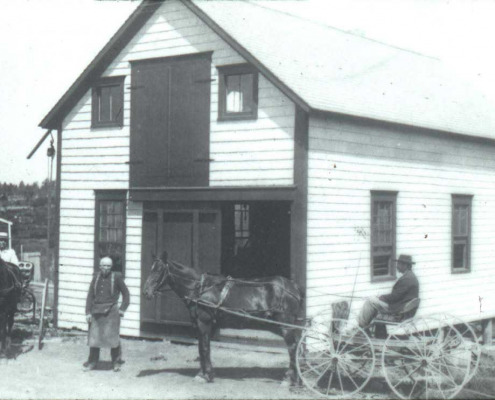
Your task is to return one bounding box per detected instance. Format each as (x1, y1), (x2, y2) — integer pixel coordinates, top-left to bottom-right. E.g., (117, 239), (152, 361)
(151, 258), (172, 294)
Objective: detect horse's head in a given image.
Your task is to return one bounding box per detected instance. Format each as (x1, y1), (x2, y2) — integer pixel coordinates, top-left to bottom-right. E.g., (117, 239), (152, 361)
(143, 251), (170, 299)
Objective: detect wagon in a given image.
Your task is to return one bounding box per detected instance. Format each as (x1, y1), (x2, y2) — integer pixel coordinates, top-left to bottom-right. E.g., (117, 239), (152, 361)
(296, 302), (481, 399)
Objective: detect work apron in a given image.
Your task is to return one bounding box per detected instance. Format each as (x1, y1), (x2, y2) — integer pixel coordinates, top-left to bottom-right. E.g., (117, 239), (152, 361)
(88, 303), (120, 348)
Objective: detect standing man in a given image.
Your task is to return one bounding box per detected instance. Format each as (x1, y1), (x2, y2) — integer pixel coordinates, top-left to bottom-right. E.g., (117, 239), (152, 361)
(84, 256), (130, 372)
(357, 254), (419, 328)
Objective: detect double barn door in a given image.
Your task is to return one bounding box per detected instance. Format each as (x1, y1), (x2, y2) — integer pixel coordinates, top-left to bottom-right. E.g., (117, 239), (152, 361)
(141, 209), (221, 325)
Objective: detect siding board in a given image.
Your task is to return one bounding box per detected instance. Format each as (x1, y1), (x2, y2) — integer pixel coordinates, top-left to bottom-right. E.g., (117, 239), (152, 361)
(307, 114), (495, 324)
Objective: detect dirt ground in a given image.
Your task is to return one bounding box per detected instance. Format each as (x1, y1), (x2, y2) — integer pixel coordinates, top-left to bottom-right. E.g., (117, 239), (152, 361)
(0, 324), (315, 400)
(1, 322), (494, 400)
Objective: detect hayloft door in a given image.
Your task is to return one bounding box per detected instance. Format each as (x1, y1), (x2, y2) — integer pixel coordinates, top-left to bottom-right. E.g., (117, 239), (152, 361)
(130, 53), (211, 188)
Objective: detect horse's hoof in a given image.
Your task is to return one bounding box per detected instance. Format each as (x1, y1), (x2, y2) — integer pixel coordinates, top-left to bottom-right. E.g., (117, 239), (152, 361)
(194, 374), (208, 383)
(280, 379), (291, 388)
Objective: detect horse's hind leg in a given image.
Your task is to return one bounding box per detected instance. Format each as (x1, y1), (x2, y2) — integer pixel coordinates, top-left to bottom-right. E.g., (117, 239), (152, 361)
(6, 311), (14, 354)
(0, 314), (6, 357)
(281, 327), (300, 386)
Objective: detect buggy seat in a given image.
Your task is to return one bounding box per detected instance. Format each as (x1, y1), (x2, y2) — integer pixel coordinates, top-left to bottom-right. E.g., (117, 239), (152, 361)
(375, 297), (421, 324)
(372, 298), (420, 339)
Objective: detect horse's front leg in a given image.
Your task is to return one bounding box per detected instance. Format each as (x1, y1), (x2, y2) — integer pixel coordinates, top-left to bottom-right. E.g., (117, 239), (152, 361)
(195, 317), (214, 383)
(281, 327), (300, 386)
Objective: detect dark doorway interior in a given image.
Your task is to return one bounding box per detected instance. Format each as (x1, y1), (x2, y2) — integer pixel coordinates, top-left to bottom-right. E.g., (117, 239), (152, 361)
(221, 202), (291, 279)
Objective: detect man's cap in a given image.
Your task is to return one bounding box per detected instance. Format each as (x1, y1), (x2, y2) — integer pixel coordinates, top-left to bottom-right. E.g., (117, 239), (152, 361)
(396, 254), (415, 265)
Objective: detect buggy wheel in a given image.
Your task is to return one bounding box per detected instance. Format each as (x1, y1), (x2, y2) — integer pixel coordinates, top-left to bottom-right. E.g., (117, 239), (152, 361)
(439, 314), (481, 384)
(382, 317), (472, 399)
(296, 318), (375, 398)
(19, 288), (36, 315)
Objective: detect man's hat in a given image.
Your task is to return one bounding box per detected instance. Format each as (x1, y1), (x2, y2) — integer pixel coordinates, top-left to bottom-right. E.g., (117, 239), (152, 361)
(396, 254), (415, 265)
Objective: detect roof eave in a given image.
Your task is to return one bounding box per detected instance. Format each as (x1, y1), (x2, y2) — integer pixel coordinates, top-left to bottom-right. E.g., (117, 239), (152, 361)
(39, 0), (163, 129)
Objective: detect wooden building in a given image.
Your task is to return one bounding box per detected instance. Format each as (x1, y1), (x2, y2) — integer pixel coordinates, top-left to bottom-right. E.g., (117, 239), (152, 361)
(40, 0), (495, 338)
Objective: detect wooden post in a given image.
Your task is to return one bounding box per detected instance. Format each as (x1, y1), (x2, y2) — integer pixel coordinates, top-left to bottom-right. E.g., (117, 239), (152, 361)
(482, 318), (493, 345)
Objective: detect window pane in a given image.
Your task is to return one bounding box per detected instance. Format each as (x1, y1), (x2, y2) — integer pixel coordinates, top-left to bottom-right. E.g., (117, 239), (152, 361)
(226, 75), (242, 112)
(110, 85), (122, 121)
(373, 255), (391, 276)
(99, 86), (112, 122)
(97, 199), (125, 273)
(225, 73), (254, 114)
(453, 242), (466, 269)
(373, 201), (393, 245)
(97, 84), (121, 123)
(454, 205), (468, 235)
(240, 74), (253, 112)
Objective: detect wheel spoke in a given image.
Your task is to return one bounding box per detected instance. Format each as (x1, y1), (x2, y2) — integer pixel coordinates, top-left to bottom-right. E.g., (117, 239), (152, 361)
(326, 370), (335, 394)
(407, 377), (421, 399)
(336, 364), (345, 396)
(301, 359), (332, 377)
(432, 358), (467, 372)
(436, 357), (457, 383)
(340, 341), (370, 356)
(428, 362), (458, 388)
(340, 363), (361, 392)
(314, 359), (333, 384)
(391, 363), (424, 389)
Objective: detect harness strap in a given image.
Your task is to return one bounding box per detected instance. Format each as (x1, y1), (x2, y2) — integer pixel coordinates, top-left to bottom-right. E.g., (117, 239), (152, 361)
(199, 273), (206, 294)
(216, 277), (234, 308)
(94, 272), (115, 296)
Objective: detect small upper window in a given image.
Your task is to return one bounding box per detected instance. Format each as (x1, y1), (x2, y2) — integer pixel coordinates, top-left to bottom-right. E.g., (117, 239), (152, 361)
(91, 76), (125, 128)
(218, 64), (258, 121)
(452, 195), (472, 273)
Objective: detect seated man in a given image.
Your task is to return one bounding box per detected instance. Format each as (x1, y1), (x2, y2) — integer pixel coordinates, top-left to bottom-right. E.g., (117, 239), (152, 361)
(358, 254), (419, 328)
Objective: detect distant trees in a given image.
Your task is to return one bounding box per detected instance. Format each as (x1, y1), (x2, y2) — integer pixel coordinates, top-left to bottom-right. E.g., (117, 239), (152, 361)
(0, 180), (56, 245)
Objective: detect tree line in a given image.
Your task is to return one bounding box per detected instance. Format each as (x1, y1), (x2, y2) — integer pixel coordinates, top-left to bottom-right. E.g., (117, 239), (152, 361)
(0, 180), (56, 245)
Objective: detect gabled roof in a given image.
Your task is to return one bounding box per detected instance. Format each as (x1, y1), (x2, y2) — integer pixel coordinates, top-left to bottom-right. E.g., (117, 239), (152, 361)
(41, 0), (495, 140)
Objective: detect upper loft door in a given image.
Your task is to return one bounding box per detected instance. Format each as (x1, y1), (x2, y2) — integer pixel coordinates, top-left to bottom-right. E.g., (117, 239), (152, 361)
(130, 53), (211, 187)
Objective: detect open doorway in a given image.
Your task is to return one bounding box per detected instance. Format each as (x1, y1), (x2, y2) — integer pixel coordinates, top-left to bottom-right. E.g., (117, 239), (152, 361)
(221, 202), (290, 279)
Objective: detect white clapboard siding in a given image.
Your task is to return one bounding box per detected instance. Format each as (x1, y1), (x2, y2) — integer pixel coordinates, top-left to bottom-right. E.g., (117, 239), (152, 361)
(306, 114), (495, 324)
(58, 0), (296, 335)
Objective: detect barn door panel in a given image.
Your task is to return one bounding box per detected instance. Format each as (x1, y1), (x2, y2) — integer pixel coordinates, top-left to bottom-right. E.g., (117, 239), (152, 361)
(158, 212), (194, 325)
(198, 212), (221, 274)
(140, 211), (159, 323)
(130, 63), (171, 187)
(141, 208), (221, 326)
(130, 54), (211, 188)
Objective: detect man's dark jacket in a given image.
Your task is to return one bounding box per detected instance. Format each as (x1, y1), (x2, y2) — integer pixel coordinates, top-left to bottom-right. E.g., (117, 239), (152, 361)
(380, 270), (419, 313)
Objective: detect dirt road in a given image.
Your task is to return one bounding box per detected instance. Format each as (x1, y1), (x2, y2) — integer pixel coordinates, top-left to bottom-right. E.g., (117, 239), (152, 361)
(1, 324), (494, 400)
(0, 329), (313, 400)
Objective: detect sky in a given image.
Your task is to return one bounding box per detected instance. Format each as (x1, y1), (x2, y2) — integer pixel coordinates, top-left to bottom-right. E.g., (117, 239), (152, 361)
(1, 0), (495, 184)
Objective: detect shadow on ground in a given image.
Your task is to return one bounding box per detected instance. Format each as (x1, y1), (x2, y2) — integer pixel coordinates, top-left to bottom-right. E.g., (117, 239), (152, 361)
(1, 327), (34, 360)
(137, 366), (286, 381)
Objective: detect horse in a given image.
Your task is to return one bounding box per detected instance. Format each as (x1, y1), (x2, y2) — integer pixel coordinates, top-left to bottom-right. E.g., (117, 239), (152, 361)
(0, 258), (22, 356)
(143, 251), (304, 385)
